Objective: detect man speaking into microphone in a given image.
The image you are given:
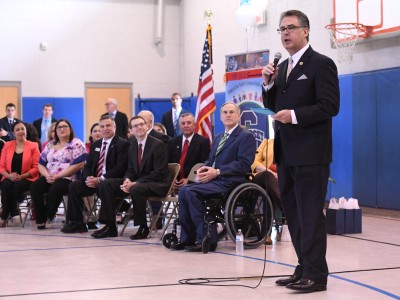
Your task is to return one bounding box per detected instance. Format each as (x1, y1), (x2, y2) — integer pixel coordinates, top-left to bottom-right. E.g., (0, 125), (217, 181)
(261, 10), (340, 293)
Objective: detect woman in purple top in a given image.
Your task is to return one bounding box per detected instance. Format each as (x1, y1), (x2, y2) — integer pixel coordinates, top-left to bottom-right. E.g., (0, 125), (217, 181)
(31, 119), (86, 230)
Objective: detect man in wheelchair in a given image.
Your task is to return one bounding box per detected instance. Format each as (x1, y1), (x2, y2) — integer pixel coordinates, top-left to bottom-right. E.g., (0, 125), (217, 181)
(171, 102), (256, 252)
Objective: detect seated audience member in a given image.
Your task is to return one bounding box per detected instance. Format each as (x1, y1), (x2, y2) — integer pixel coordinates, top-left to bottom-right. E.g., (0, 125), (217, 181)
(25, 123), (42, 152)
(154, 122), (167, 135)
(171, 102), (256, 252)
(61, 116), (130, 234)
(42, 122), (56, 150)
(138, 110), (169, 144)
(0, 121), (40, 227)
(168, 112), (210, 190)
(251, 138), (282, 244)
(30, 119), (86, 230)
(137, 110), (169, 228)
(91, 116), (171, 239)
(85, 123), (102, 153)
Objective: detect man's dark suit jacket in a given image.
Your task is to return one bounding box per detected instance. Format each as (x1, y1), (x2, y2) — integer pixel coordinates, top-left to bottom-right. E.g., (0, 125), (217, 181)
(168, 133), (210, 179)
(149, 128), (169, 144)
(161, 108), (189, 137)
(101, 111), (129, 139)
(125, 135), (171, 185)
(262, 46), (340, 166)
(205, 125), (256, 184)
(0, 117), (21, 141)
(83, 135), (130, 179)
(33, 117), (57, 140)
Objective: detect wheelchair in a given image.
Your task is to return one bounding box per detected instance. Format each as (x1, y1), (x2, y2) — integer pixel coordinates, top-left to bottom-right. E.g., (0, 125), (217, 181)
(162, 179), (274, 253)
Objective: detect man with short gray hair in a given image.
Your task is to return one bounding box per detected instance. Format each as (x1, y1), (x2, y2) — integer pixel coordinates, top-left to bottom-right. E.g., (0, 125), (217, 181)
(102, 98), (128, 139)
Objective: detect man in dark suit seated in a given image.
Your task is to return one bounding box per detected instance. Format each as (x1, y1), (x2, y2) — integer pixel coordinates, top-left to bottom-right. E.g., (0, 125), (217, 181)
(61, 115), (130, 233)
(91, 116), (171, 239)
(161, 92), (188, 137)
(261, 10), (340, 293)
(101, 98), (129, 139)
(171, 102), (256, 252)
(0, 103), (21, 142)
(168, 112), (210, 190)
(33, 104), (57, 144)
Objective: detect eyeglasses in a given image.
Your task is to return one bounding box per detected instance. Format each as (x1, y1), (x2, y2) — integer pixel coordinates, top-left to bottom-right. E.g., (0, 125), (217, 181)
(277, 25), (304, 34)
(56, 125), (70, 130)
(131, 122), (146, 129)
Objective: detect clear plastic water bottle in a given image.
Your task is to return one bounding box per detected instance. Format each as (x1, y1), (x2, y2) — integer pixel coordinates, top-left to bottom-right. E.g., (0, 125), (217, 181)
(236, 229), (244, 255)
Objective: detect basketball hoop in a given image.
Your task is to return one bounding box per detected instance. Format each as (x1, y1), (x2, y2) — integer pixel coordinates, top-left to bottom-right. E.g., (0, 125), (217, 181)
(325, 23), (366, 64)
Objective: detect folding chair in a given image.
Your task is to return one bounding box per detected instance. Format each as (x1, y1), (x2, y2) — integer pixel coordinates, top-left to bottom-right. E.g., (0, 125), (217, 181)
(147, 163), (180, 237)
(119, 163), (180, 237)
(83, 194), (100, 224)
(159, 163), (204, 239)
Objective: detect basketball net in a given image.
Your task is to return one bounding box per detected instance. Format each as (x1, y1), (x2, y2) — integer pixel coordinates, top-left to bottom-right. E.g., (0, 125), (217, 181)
(326, 23), (366, 64)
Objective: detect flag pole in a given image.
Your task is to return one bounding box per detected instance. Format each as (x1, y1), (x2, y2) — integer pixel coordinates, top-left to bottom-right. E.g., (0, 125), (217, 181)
(195, 10), (216, 143)
(204, 9), (215, 139)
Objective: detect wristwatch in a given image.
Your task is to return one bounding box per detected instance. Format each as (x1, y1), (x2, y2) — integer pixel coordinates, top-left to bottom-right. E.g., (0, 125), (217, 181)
(216, 169), (221, 177)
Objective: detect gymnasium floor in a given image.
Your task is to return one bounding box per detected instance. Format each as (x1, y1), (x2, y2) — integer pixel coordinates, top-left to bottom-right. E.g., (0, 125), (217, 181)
(0, 210), (399, 300)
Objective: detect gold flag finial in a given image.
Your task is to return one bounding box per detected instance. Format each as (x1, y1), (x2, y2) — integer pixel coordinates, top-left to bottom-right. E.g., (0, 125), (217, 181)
(204, 9), (213, 24)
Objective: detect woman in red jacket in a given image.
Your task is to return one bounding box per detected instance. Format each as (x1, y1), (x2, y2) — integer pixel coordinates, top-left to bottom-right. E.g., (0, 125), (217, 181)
(0, 121), (40, 227)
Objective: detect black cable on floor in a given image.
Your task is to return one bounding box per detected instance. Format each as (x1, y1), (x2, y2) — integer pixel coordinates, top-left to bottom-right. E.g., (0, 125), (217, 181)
(330, 266), (400, 275)
(340, 234), (400, 247)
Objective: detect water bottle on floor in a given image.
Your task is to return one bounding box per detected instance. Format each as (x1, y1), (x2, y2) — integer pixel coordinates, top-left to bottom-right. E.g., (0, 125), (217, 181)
(236, 229), (244, 255)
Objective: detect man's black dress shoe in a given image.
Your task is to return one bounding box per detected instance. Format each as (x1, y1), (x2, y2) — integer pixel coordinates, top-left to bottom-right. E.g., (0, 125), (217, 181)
(61, 222), (88, 233)
(184, 243), (202, 252)
(130, 226), (149, 240)
(91, 226), (118, 238)
(275, 273), (303, 286)
(286, 278), (327, 293)
(171, 241), (194, 250)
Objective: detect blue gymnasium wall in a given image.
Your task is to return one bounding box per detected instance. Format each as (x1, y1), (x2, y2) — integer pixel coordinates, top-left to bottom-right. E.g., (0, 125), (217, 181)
(22, 97), (84, 141)
(330, 67), (400, 210)
(134, 92), (226, 134)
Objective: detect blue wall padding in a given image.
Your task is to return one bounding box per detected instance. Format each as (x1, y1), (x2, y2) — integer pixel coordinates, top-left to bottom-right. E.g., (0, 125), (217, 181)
(352, 73), (378, 207)
(134, 92), (226, 135)
(22, 97), (84, 141)
(329, 67), (400, 209)
(329, 75), (354, 200)
(375, 69), (400, 209)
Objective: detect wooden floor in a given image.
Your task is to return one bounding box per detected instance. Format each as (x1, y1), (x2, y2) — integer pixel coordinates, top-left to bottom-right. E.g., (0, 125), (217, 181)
(0, 209), (399, 300)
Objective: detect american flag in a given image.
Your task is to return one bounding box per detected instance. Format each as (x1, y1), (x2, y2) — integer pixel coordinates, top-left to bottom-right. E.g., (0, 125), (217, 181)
(195, 24), (216, 141)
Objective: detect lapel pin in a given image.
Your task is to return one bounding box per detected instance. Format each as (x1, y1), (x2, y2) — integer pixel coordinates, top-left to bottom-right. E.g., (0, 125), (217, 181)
(299, 62), (303, 65)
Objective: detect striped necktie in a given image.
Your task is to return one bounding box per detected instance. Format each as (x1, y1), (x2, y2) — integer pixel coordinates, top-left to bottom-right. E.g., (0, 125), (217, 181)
(216, 133), (229, 156)
(96, 142), (107, 177)
(212, 133), (229, 167)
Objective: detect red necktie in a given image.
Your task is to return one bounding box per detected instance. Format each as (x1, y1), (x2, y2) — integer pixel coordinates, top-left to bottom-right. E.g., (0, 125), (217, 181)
(96, 141), (107, 177)
(137, 143), (143, 169)
(179, 139), (189, 179)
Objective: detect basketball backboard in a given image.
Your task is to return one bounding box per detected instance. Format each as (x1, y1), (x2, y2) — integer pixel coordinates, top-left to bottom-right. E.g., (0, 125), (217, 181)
(334, 0), (400, 38)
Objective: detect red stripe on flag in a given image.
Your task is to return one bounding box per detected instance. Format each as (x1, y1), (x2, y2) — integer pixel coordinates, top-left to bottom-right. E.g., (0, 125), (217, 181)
(195, 24), (216, 143)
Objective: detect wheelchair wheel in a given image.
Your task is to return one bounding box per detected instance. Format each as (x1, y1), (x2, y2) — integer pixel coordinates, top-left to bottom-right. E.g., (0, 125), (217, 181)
(162, 233), (178, 249)
(224, 183), (273, 249)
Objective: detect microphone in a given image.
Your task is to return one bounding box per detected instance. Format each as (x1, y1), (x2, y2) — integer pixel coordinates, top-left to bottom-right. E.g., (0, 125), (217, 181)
(268, 52), (282, 84)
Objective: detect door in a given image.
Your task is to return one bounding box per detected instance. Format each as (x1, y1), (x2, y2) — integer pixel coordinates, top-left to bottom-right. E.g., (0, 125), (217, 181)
(85, 82), (132, 141)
